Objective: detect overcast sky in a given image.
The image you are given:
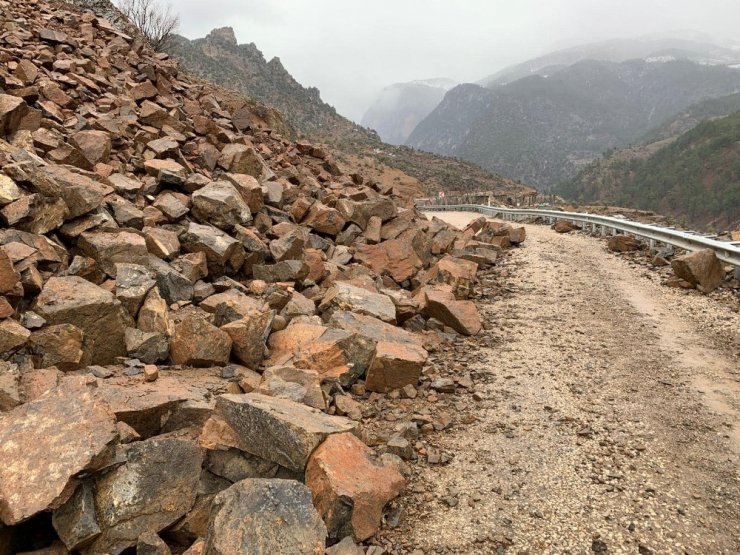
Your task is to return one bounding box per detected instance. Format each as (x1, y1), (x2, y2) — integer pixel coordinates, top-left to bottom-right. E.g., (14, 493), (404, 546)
(174, 0), (740, 122)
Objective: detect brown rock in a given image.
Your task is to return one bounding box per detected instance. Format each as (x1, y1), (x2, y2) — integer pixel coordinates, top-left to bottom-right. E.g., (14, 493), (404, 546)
(0, 94), (28, 137)
(430, 256), (478, 299)
(671, 249), (726, 292)
(365, 340), (428, 393)
(0, 377), (117, 525)
(34, 277), (133, 365)
(0, 361), (21, 411)
(259, 365), (326, 410)
(355, 236), (423, 283)
(419, 284), (482, 335)
(29, 324), (88, 371)
(607, 234), (640, 252)
(70, 130), (111, 166)
(216, 393), (358, 471)
(306, 433), (405, 541)
(319, 282), (396, 323)
(0, 318), (29, 353)
(170, 313), (232, 367)
(552, 220), (577, 233)
(0, 249), (20, 294)
(221, 312), (272, 369)
(303, 202), (346, 236)
(78, 231), (149, 277)
(191, 181), (252, 230)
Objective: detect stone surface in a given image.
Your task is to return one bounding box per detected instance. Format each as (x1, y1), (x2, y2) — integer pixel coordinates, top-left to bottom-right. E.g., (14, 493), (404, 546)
(0, 377), (117, 525)
(170, 313), (232, 367)
(419, 283), (482, 336)
(87, 437), (202, 554)
(671, 249), (726, 293)
(34, 276), (133, 365)
(203, 479), (326, 555)
(217, 393), (358, 471)
(319, 281), (396, 323)
(259, 365), (326, 410)
(607, 234), (640, 252)
(365, 340), (428, 393)
(306, 433), (405, 540)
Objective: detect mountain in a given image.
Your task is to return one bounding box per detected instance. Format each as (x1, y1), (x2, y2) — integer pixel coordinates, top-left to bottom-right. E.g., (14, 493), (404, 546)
(407, 59), (740, 188)
(555, 110), (740, 231)
(480, 34), (740, 87)
(165, 29), (532, 199)
(361, 79), (457, 145)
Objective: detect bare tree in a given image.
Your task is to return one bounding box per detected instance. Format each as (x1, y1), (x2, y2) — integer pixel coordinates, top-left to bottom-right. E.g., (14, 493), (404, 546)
(117, 0), (179, 51)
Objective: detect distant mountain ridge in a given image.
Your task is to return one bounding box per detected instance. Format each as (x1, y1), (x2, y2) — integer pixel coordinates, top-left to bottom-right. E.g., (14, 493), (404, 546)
(361, 79), (457, 145)
(407, 58), (740, 188)
(480, 35), (740, 87)
(164, 28), (533, 198)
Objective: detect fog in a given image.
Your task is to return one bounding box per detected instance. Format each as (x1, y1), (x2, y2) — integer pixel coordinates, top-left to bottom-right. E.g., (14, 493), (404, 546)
(173, 0), (740, 122)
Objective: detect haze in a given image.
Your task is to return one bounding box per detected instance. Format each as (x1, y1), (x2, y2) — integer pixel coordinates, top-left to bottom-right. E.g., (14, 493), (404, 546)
(174, 0), (740, 122)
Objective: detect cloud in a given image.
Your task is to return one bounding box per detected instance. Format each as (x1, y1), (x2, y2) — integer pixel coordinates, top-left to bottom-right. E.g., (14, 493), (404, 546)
(170, 0), (740, 122)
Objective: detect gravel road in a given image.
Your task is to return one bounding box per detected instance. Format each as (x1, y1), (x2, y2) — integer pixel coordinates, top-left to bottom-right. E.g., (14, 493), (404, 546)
(389, 212), (740, 554)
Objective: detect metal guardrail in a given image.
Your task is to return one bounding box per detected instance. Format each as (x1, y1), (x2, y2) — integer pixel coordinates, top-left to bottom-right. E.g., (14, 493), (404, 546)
(419, 203), (740, 269)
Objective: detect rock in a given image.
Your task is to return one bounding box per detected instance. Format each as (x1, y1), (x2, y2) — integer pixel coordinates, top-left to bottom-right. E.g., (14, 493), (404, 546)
(0, 249), (20, 293)
(419, 284), (482, 336)
(69, 130), (111, 167)
(319, 282), (396, 324)
(430, 256), (478, 299)
(203, 479), (326, 555)
(137, 287), (173, 336)
(671, 249), (726, 293)
(326, 537), (365, 555)
(0, 94), (28, 137)
(182, 222), (243, 276)
(115, 263), (156, 317)
(170, 313), (232, 367)
(125, 328), (168, 364)
(552, 220), (577, 233)
(355, 236), (423, 284)
(87, 437), (202, 554)
(0, 318), (30, 353)
(28, 323), (88, 371)
(508, 226), (526, 244)
(216, 393), (358, 471)
(221, 312), (273, 369)
(218, 144), (272, 180)
(35, 276), (133, 365)
(192, 181), (252, 230)
(51, 480), (100, 551)
(0, 362), (21, 411)
(78, 231), (149, 278)
(144, 227), (180, 260)
(136, 532), (171, 555)
(253, 259), (309, 283)
(269, 228), (306, 262)
(366, 338), (428, 392)
(0, 377), (117, 525)
(334, 395), (362, 421)
(303, 202), (346, 236)
(607, 235), (640, 252)
(40, 165), (109, 219)
(259, 365), (326, 410)
(305, 433), (405, 541)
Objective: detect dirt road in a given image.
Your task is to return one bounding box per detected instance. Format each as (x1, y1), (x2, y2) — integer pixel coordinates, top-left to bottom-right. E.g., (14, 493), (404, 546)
(390, 212), (740, 554)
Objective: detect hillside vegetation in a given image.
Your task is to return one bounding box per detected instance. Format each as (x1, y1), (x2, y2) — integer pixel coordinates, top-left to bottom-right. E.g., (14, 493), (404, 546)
(408, 59), (740, 188)
(556, 111), (740, 230)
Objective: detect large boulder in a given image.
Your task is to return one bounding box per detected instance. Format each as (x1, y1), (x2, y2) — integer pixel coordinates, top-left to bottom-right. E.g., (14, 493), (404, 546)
(34, 276), (133, 364)
(191, 181), (252, 230)
(306, 433), (405, 541)
(319, 282), (396, 324)
(216, 393), (358, 471)
(355, 236), (423, 284)
(203, 479), (326, 555)
(365, 340), (428, 393)
(78, 231), (149, 277)
(419, 283), (481, 336)
(86, 437), (203, 554)
(170, 313), (232, 367)
(429, 256), (478, 299)
(607, 235), (640, 252)
(671, 249), (726, 292)
(0, 377), (117, 525)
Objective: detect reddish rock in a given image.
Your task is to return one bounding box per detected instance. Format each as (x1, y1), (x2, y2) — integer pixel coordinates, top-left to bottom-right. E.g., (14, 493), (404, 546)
(170, 313), (232, 367)
(419, 283), (482, 336)
(429, 255), (478, 299)
(306, 433), (405, 541)
(304, 202), (346, 236)
(552, 220), (578, 233)
(671, 249), (726, 292)
(365, 340), (428, 393)
(69, 130), (111, 166)
(607, 235), (640, 252)
(0, 376), (117, 525)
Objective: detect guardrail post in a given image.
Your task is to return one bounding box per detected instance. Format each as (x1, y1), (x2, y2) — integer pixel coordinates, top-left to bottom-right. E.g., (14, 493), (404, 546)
(735, 266), (740, 280)
(649, 238), (656, 249)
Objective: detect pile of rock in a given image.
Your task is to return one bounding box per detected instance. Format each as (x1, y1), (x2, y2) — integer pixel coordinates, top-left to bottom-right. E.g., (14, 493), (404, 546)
(0, 1), (522, 552)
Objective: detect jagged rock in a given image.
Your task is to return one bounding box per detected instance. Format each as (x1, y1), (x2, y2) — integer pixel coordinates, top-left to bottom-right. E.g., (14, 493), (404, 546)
(428, 256), (478, 299)
(52, 481), (100, 551)
(0, 376), (117, 525)
(115, 263), (156, 317)
(137, 287), (173, 336)
(337, 198), (397, 229)
(203, 479), (326, 555)
(144, 227), (180, 260)
(221, 311), (272, 369)
(306, 433), (405, 540)
(0, 361), (21, 411)
(0, 318), (30, 353)
(78, 231), (148, 277)
(136, 532), (172, 555)
(28, 323), (88, 371)
(0, 175), (22, 206)
(326, 537), (365, 555)
(671, 249), (725, 292)
(182, 222), (243, 275)
(39, 165), (110, 219)
(192, 181), (252, 230)
(319, 282), (396, 323)
(170, 313), (232, 367)
(125, 328), (169, 364)
(355, 235), (423, 283)
(253, 259), (309, 283)
(216, 393), (358, 471)
(552, 220), (577, 233)
(269, 228), (306, 262)
(303, 202), (346, 236)
(0, 249), (20, 293)
(69, 130), (111, 166)
(87, 437), (202, 554)
(0, 94), (29, 137)
(419, 283), (481, 336)
(607, 235), (640, 252)
(258, 365), (326, 410)
(35, 276), (133, 365)
(365, 340), (428, 393)
(509, 226), (526, 244)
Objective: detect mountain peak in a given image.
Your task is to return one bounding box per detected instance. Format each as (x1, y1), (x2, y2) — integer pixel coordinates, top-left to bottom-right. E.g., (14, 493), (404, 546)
(207, 26), (238, 46)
